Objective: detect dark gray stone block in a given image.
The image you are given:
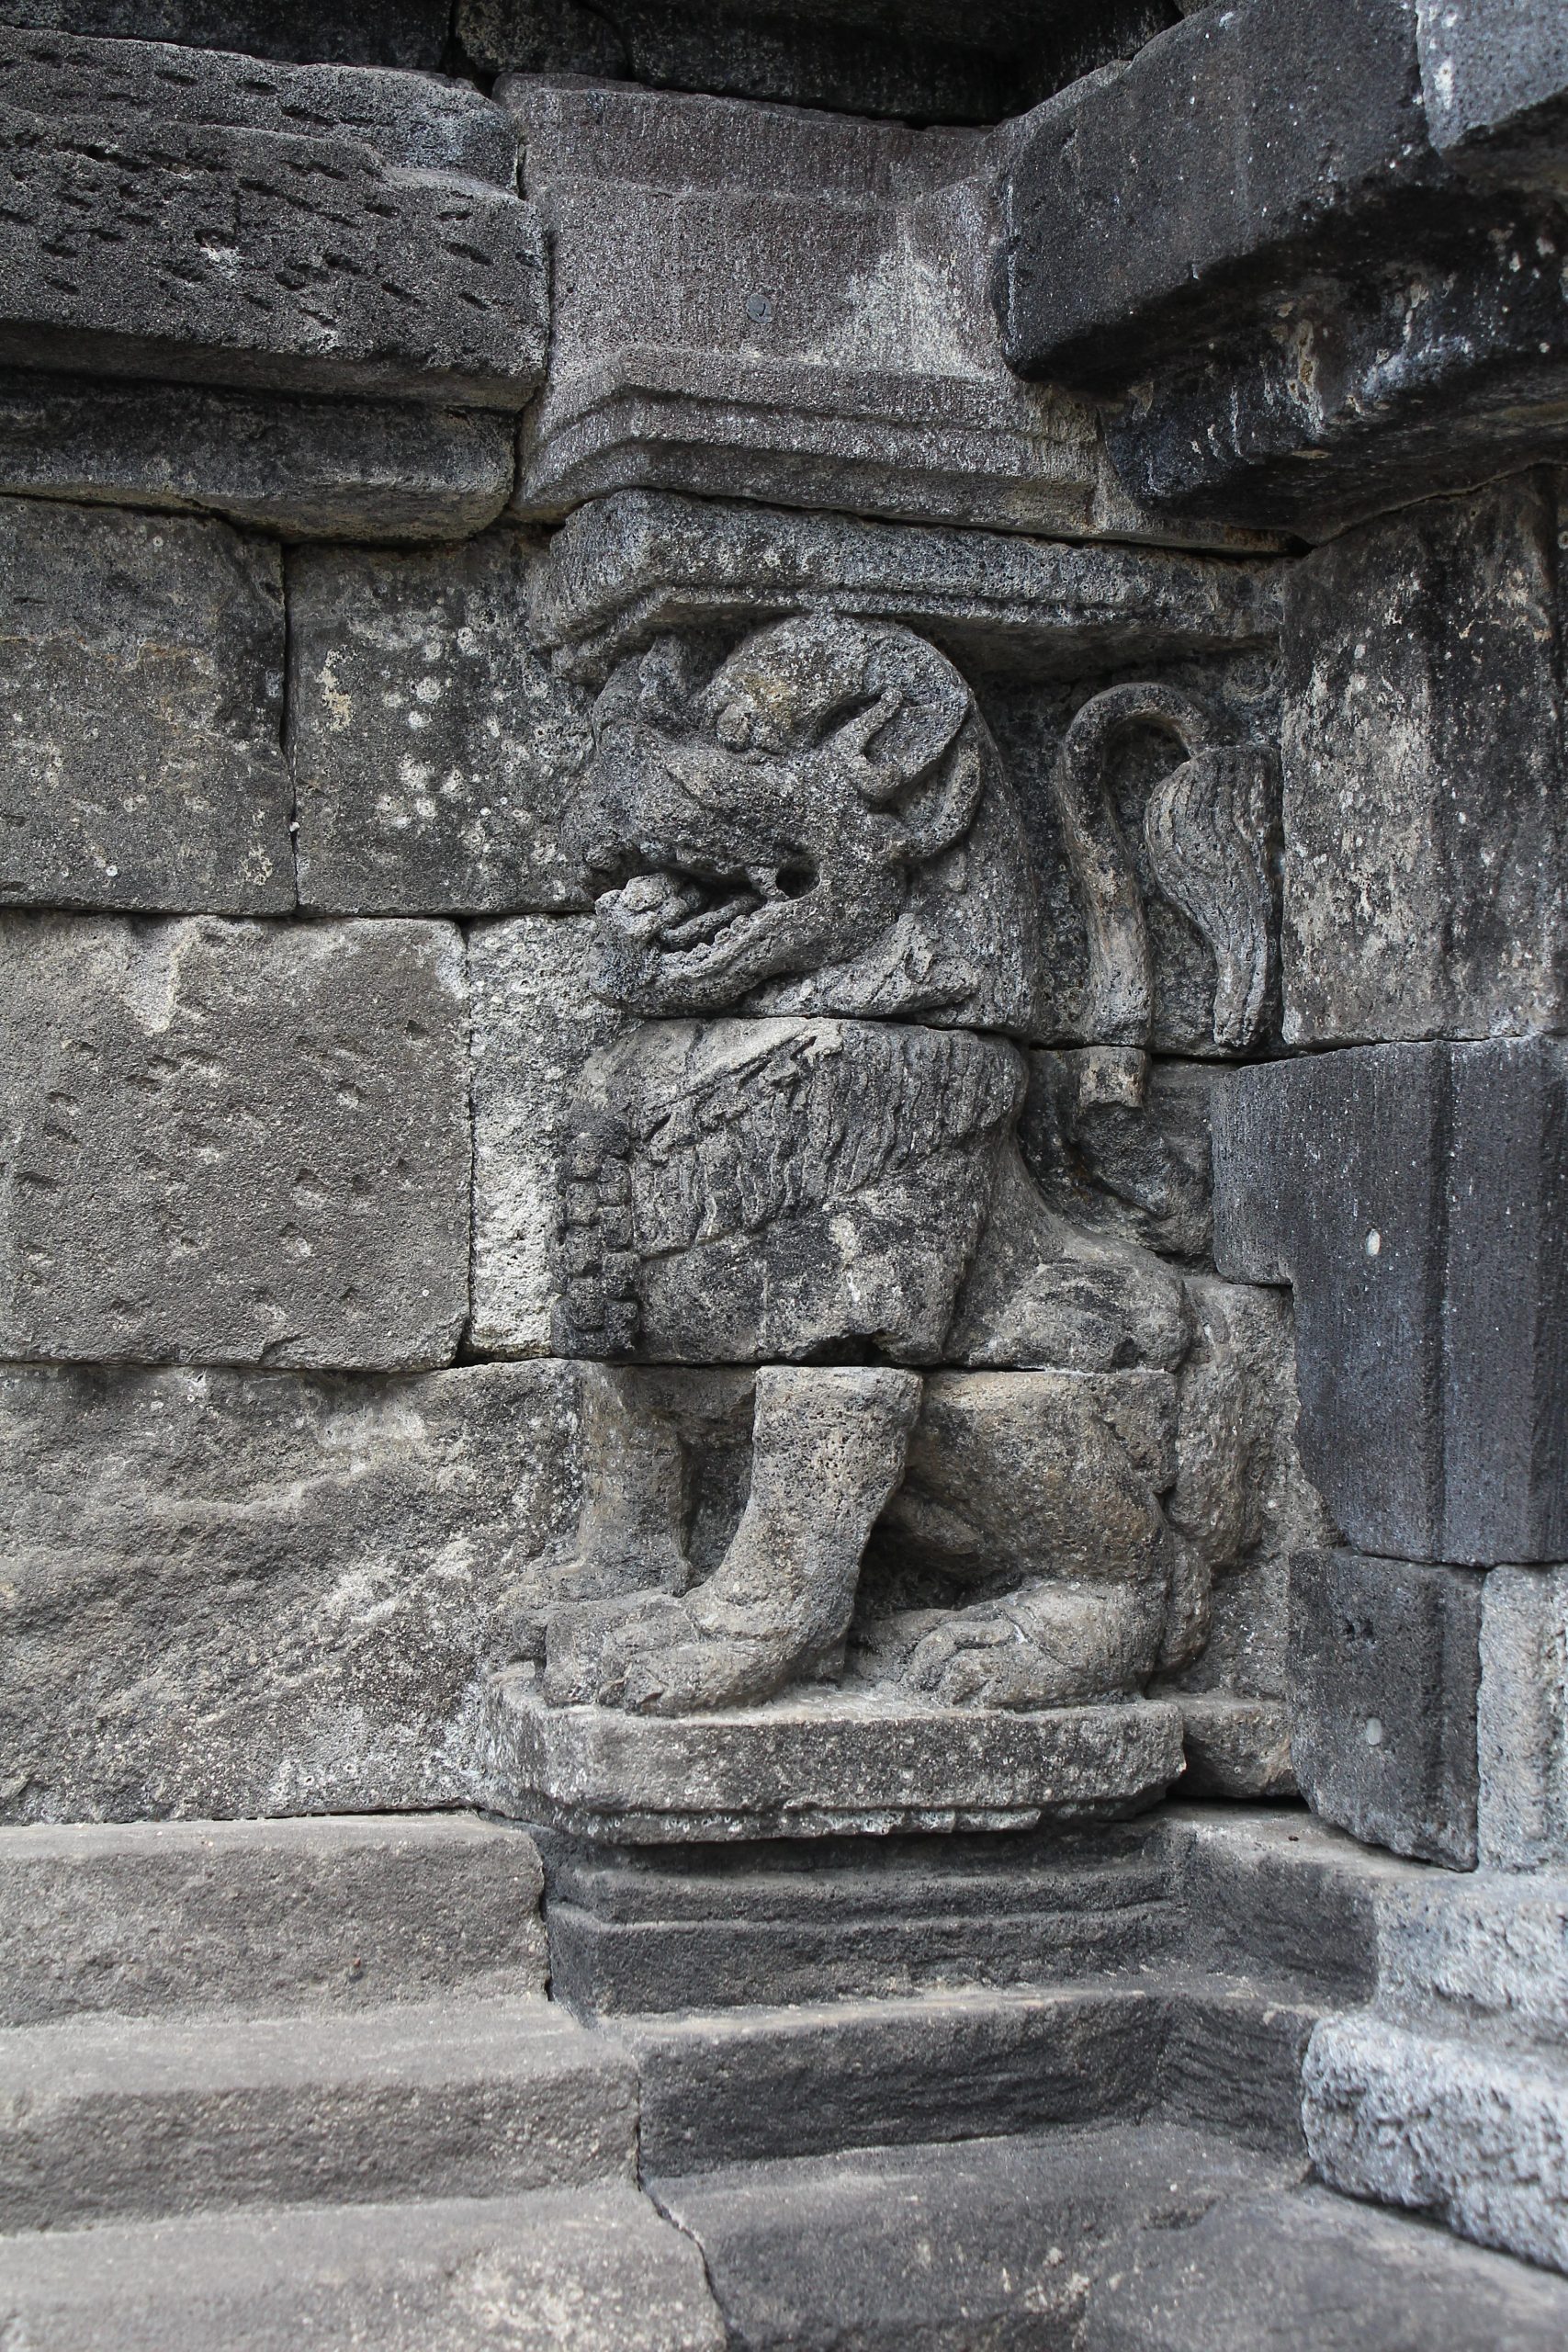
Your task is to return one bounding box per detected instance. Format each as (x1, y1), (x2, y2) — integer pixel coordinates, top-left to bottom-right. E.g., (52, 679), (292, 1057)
(289, 535), (592, 915)
(0, 497), (290, 913)
(0, 914), (469, 1371)
(1288, 1550), (1483, 1869)
(0, 29), (546, 408)
(1280, 477), (1566, 1046)
(0, 372), (515, 543)
(1213, 1041), (1568, 1566)
(1417, 0), (1568, 190)
(0, 1360), (585, 1821)
(0, 3), (449, 69)
(0, 1815), (548, 2026)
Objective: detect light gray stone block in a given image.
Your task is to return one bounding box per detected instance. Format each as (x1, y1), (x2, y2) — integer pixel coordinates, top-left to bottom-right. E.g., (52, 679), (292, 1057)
(0, 1815), (549, 2026)
(0, 1358), (584, 1823)
(290, 536), (592, 915)
(0, 498), (289, 913)
(0, 372), (515, 543)
(505, 77), (1269, 548)
(0, 2184), (726, 2352)
(0, 1997), (638, 2226)
(1303, 2013), (1568, 2276)
(477, 1667), (1186, 1841)
(533, 488), (1284, 684)
(0, 913), (468, 1370)
(1280, 477), (1566, 1048)
(1479, 1566), (1568, 1870)
(0, 28), (546, 407)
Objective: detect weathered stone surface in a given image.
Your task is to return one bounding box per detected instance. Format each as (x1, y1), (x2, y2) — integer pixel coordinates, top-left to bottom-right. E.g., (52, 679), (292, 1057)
(0, 2185), (726, 2352)
(1479, 1566), (1568, 1870)
(1303, 2014), (1568, 2276)
(0, 2), (449, 69)
(0, 1815), (548, 2025)
(1280, 477), (1566, 1046)
(1371, 1867), (1568, 2048)
(1416, 0), (1568, 191)
(478, 1668), (1187, 1840)
(0, 1359), (583, 1822)
(0, 498), (289, 914)
(1288, 1550), (1483, 1869)
(0, 914), (468, 1370)
(1213, 1041), (1568, 1566)
(290, 535), (592, 915)
(0, 371), (515, 542)
(534, 491), (1284, 684)
(1021, 1054), (1221, 1261)
(462, 0), (1175, 125)
(504, 76), (1265, 547)
(0, 29), (546, 407)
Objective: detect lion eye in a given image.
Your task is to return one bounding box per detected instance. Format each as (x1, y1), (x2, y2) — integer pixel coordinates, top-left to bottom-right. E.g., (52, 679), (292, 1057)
(715, 703), (753, 750)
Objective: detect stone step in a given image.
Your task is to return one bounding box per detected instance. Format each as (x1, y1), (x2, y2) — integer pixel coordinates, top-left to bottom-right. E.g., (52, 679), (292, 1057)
(0, 2182), (725, 2352)
(649, 2124), (1568, 2350)
(0, 1998), (637, 2230)
(0, 1815), (548, 2028)
(624, 1974), (1320, 2174)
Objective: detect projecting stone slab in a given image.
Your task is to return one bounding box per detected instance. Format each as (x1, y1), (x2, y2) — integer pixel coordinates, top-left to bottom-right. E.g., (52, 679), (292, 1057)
(476, 1668), (1185, 1841)
(1280, 477), (1566, 1047)
(0, 3), (449, 69)
(1289, 1550), (1483, 1870)
(1479, 1566), (1568, 1871)
(533, 490), (1283, 682)
(0, 1359), (584, 1822)
(1416, 0), (1568, 191)
(0, 372), (515, 543)
(0, 497), (289, 913)
(290, 536), (592, 915)
(1213, 1041), (1568, 1566)
(0, 913), (468, 1369)
(505, 77), (1265, 548)
(1303, 2014), (1568, 2276)
(0, 29), (546, 407)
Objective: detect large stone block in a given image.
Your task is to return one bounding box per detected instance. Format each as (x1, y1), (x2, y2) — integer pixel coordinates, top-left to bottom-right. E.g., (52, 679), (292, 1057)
(1280, 477), (1566, 1046)
(0, 1359), (583, 1822)
(1288, 1549), (1483, 1868)
(0, 913), (469, 1369)
(503, 76), (1266, 548)
(1416, 0), (1568, 190)
(534, 489), (1282, 685)
(1478, 1566), (1568, 1870)
(1213, 1041), (1568, 1566)
(0, 29), (546, 407)
(0, 3), (449, 68)
(0, 498), (290, 914)
(0, 372), (515, 544)
(290, 535), (592, 915)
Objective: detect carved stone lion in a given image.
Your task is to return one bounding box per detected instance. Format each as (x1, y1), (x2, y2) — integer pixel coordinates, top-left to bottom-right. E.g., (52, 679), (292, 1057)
(529, 614), (1275, 1718)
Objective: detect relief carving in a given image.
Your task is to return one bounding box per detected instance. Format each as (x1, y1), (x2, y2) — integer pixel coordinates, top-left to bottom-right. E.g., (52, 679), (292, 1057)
(525, 615), (1279, 1725)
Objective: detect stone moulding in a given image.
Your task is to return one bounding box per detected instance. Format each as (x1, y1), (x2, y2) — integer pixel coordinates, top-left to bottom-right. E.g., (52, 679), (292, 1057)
(475, 1668), (1187, 1842)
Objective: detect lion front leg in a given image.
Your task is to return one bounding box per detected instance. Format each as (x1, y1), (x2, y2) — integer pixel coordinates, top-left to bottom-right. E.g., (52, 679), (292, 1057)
(543, 1365), (922, 1714)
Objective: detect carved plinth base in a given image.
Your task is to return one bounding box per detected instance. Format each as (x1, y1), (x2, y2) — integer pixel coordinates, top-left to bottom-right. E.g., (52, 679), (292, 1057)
(475, 1668), (1185, 1843)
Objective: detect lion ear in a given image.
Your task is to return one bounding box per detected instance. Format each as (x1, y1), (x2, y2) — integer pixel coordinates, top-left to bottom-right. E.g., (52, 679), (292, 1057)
(824, 637), (981, 856)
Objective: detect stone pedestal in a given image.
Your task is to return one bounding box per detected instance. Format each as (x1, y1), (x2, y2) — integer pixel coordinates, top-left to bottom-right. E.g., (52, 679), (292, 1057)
(476, 1668), (1185, 1844)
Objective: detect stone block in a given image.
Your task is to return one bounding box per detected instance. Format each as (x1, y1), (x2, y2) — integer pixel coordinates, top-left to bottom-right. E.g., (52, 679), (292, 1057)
(1478, 1566), (1568, 1870)
(504, 76), (1264, 548)
(1213, 1041), (1568, 1566)
(0, 3), (449, 69)
(477, 1667), (1186, 1841)
(0, 913), (469, 1370)
(461, 0), (1174, 125)
(1280, 477), (1566, 1047)
(290, 536), (592, 915)
(1288, 1550), (1483, 1868)
(1021, 1054), (1222, 1261)
(471, 916), (626, 1356)
(0, 1359), (584, 1822)
(1303, 2014), (1568, 2276)
(0, 498), (290, 914)
(0, 371), (515, 543)
(0, 28), (546, 407)
(1417, 0), (1568, 190)
(534, 489), (1283, 687)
